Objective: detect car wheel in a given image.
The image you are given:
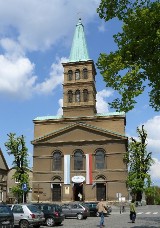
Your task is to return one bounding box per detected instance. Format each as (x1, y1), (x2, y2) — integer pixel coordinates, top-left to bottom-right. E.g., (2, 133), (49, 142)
(19, 220), (29, 228)
(96, 212), (99, 217)
(77, 213), (83, 220)
(46, 217), (55, 227)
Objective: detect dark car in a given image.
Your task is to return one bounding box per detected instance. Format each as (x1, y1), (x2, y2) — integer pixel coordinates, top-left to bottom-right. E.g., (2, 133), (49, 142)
(0, 203), (14, 228)
(83, 202), (98, 217)
(84, 202), (112, 217)
(33, 203), (64, 227)
(61, 202), (90, 220)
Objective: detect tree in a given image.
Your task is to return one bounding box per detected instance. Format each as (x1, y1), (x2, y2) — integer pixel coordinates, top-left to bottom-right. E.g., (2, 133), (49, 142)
(5, 133), (30, 203)
(97, 0), (160, 112)
(124, 125), (153, 201)
(145, 185), (160, 205)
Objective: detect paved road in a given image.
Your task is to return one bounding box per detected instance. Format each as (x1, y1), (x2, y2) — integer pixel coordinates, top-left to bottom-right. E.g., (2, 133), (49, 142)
(41, 205), (160, 228)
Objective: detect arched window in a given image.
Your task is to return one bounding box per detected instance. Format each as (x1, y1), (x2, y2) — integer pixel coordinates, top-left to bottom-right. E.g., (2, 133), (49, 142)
(74, 150), (83, 170)
(75, 90), (80, 102)
(95, 149), (105, 169)
(75, 69), (80, 80)
(53, 151), (62, 171)
(68, 90), (73, 103)
(83, 68), (88, 79)
(83, 89), (88, 102)
(68, 70), (73, 81)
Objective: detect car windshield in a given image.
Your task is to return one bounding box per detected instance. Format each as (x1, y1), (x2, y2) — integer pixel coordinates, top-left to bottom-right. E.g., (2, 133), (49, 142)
(0, 205), (11, 214)
(54, 205), (62, 212)
(27, 204), (42, 213)
(82, 203), (88, 207)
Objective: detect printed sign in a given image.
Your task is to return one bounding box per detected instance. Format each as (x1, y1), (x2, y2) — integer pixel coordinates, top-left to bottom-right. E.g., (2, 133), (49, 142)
(72, 176), (85, 183)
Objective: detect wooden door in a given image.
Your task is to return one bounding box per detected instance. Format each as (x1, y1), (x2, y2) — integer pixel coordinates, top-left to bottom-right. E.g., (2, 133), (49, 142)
(52, 184), (61, 201)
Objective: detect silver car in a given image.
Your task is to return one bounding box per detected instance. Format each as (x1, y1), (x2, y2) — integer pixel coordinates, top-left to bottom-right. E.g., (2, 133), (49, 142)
(11, 204), (45, 228)
(61, 203), (90, 220)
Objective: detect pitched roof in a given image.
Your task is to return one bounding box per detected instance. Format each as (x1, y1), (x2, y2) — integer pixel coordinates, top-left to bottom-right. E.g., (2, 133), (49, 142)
(33, 112), (125, 121)
(69, 18), (90, 62)
(32, 121), (127, 144)
(0, 148), (9, 171)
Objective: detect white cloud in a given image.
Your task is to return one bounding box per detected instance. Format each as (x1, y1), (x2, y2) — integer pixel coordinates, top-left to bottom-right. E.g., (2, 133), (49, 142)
(0, 54), (36, 99)
(0, 1), (100, 99)
(142, 116), (160, 140)
(150, 158), (160, 181)
(140, 116), (160, 154)
(0, 0), (99, 51)
(34, 57), (68, 95)
(146, 138), (160, 155)
(0, 38), (24, 58)
(0, 42), (68, 99)
(56, 99), (63, 116)
(96, 89), (113, 113)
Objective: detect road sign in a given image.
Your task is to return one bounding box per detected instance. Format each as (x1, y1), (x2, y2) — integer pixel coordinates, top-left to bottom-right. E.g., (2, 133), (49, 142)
(22, 183), (27, 191)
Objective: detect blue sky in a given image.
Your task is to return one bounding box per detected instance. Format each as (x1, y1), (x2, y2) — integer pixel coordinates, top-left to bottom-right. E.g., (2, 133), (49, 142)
(0, 0), (160, 186)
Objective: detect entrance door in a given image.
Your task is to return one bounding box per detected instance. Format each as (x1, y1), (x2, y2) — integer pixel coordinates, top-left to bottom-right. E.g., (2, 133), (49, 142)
(52, 184), (61, 201)
(73, 183), (83, 201)
(96, 183), (106, 201)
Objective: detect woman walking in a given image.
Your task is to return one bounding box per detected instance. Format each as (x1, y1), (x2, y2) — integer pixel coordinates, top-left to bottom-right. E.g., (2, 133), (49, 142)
(130, 199), (136, 223)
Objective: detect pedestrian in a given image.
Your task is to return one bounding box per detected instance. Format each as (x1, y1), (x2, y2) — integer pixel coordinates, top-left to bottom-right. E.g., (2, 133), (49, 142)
(97, 198), (107, 228)
(130, 199), (136, 223)
(78, 192), (82, 201)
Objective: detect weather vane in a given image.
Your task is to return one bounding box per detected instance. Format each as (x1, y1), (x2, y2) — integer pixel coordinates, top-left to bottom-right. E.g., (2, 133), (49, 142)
(77, 11), (82, 20)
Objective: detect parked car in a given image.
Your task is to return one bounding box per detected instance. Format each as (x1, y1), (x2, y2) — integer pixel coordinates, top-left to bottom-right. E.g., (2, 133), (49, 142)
(33, 203), (64, 227)
(83, 202), (98, 217)
(11, 204), (45, 228)
(61, 202), (90, 220)
(84, 202), (112, 217)
(0, 203), (14, 228)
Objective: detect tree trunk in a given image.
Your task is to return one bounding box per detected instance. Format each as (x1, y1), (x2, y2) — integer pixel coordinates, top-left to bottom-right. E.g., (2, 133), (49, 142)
(136, 191), (142, 202)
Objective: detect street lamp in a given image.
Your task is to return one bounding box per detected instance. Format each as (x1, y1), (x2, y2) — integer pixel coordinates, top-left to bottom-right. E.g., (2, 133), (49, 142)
(152, 182), (155, 205)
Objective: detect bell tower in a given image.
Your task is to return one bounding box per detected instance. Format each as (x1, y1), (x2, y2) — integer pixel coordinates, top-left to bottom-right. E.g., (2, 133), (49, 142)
(62, 19), (97, 117)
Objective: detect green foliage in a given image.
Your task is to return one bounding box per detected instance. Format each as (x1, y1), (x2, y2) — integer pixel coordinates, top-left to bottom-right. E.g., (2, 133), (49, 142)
(145, 186), (160, 205)
(97, 0), (160, 112)
(124, 125), (154, 198)
(5, 133), (30, 202)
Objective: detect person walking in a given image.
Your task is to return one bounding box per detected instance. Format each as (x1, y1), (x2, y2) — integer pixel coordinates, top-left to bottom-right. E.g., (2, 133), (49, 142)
(130, 199), (136, 223)
(97, 198), (107, 228)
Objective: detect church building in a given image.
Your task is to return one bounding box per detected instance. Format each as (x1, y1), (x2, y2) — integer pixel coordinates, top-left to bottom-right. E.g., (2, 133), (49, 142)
(32, 19), (128, 202)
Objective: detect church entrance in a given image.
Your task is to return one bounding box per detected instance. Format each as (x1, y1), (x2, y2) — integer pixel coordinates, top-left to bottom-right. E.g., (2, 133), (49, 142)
(96, 183), (106, 201)
(73, 183), (83, 201)
(52, 184), (61, 201)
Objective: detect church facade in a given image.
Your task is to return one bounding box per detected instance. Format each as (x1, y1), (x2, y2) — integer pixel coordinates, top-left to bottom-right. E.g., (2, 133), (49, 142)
(32, 19), (128, 202)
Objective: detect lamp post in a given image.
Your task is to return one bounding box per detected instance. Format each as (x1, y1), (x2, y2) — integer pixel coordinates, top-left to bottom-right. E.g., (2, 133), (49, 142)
(153, 182), (155, 205)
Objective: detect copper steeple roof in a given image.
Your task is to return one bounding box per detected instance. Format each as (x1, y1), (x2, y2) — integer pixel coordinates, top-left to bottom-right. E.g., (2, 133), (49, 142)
(69, 18), (90, 62)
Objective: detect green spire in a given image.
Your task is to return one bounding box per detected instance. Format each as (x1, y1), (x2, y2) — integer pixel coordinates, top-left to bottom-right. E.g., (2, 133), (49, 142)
(69, 18), (90, 62)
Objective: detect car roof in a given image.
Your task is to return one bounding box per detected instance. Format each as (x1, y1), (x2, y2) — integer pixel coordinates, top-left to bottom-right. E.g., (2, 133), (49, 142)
(33, 203), (59, 205)
(84, 202), (98, 203)
(0, 204), (10, 206)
